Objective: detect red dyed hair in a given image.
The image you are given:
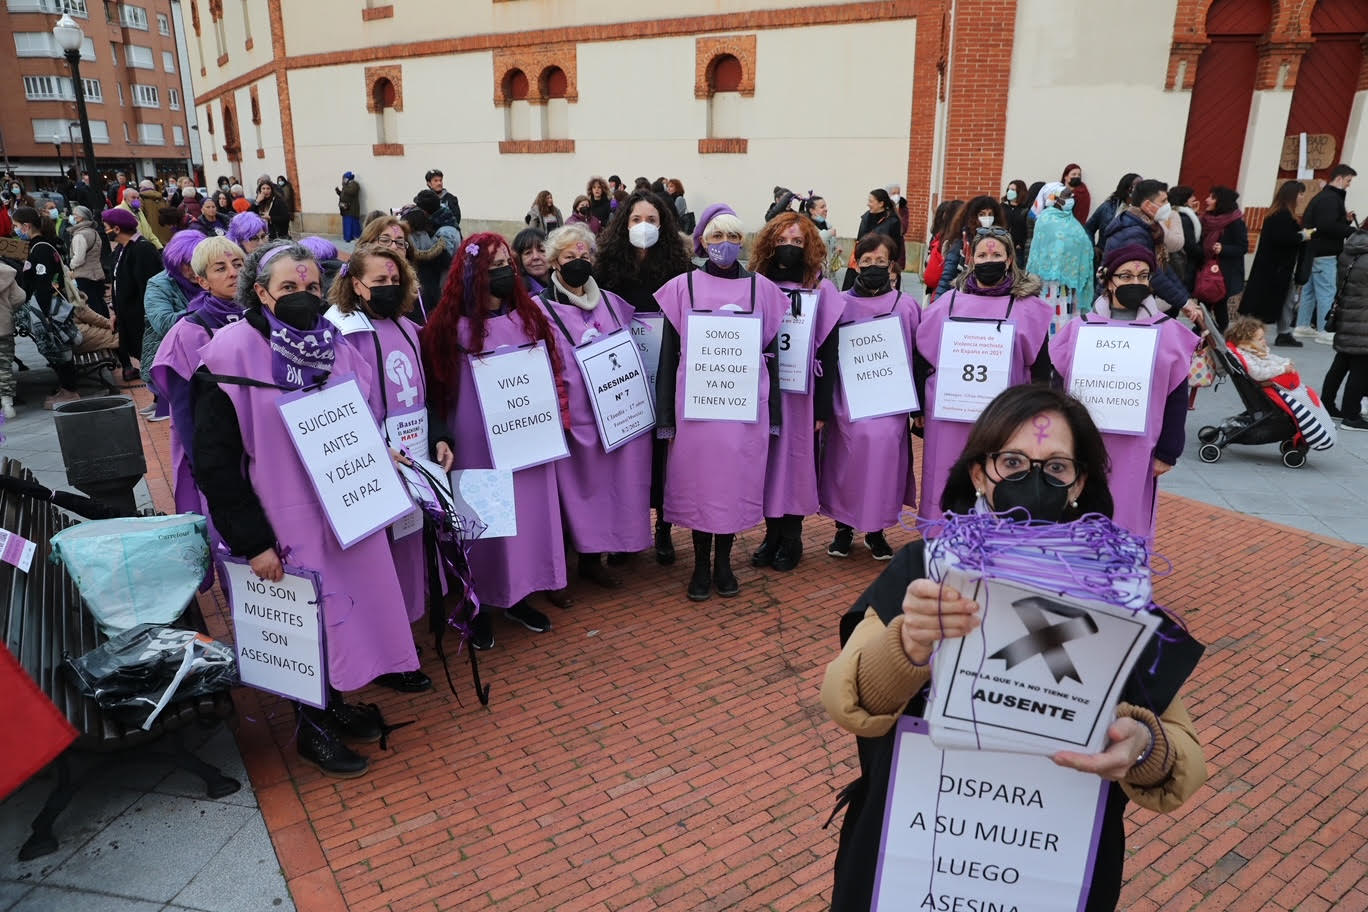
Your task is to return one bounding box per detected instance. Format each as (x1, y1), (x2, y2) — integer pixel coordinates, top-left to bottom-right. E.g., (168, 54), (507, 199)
(422, 231), (565, 413)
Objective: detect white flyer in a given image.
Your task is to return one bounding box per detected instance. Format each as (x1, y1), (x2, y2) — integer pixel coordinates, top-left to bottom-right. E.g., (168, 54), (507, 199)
(222, 559), (326, 710)
(0, 528), (37, 573)
(631, 313), (666, 402)
(934, 321), (1015, 423)
(682, 312), (763, 423)
(572, 329), (656, 452)
(468, 343), (570, 472)
(448, 469), (517, 539)
(838, 313), (919, 420)
(1067, 325), (1159, 436)
(777, 289), (820, 394)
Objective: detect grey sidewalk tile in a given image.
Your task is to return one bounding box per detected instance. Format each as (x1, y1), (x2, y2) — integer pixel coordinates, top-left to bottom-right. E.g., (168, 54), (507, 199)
(0, 880), (33, 911)
(9, 885), (162, 912)
(152, 729), (256, 809)
(0, 784), (145, 880)
(171, 815), (294, 912)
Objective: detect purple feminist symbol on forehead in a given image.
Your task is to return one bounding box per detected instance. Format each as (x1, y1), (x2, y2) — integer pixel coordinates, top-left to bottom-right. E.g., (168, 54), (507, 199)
(296, 263), (310, 284)
(1033, 414), (1051, 444)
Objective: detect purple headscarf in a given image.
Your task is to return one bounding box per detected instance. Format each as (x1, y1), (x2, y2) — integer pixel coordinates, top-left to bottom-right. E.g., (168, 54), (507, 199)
(297, 235), (339, 261)
(162, 230), (205, 297)
(227, 211), (268, 246)
(692, 203), (738, 257)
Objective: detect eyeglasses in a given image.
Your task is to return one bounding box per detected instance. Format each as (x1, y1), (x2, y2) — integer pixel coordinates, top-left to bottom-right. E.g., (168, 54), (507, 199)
(974, 226), (1011, 239)
(985, 451), (1082, 487)
(1112, 271), (1151, 283)
(376, 235), (409, 250)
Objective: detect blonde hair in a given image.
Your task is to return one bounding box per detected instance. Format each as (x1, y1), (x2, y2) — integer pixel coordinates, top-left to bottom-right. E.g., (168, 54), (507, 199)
(328, 243), (418, 317)
(544, 223), (597, 264)
(702, 212), (743, 239)
(190, 236), (246, 277)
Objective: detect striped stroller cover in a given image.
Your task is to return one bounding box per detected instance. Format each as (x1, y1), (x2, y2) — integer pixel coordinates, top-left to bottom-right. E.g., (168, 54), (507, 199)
(1272, 384), (1336, 451)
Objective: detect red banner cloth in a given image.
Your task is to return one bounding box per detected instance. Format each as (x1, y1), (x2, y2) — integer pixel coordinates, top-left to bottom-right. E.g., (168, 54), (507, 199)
(0, 643), (77, 801)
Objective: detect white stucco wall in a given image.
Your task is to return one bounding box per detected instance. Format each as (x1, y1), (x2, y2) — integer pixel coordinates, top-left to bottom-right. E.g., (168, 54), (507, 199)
(1340, 91), (1368, 219)
(1002, 0), (1190, 201)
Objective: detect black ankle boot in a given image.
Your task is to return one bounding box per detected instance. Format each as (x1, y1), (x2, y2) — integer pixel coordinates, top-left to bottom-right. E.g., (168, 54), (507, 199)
(771, 515), (804, 572)
(655, 520), (676, 565)
(688, 531), (712, 601)
(327, 691), (383, 743)
(751, 518), (780, 568)
(714, 533), (739, 597)
(297, 705), (368, 778)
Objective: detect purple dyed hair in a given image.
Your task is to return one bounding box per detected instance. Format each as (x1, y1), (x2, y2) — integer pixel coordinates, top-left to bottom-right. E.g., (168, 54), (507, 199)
(162, 230), (206, 297)
(226, 211), (268, 245)
(297, 235), (339, 261)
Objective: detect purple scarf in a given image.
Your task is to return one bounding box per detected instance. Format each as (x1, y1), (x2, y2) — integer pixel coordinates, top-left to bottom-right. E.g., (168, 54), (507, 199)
(187, 290), (244, 330)
(964, 271), (1015, 296)
(260, 306), (337, 389)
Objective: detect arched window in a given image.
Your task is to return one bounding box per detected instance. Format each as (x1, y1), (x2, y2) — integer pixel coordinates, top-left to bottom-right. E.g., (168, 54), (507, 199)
(221, 102), (240, 161)
(540, 66), (569, 140)
(503, 68), (532, 141)
(372, 77), (397, 145)
(709, 55), (743, 94)
(706, 54), (744, 140)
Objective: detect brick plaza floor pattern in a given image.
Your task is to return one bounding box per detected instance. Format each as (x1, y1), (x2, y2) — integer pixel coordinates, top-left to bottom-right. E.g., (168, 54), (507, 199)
(126, 382), (1368, 912)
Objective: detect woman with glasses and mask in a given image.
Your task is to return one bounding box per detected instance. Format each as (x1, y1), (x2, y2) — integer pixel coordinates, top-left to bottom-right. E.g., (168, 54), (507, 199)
(535, 223), (652, 588)
(1050, 245), (1197, 540)
(915, 226), (1053, 530)
(821, 383), (1206, 912)
(595, 188), (694, 563)
(819, 232), (917, 562)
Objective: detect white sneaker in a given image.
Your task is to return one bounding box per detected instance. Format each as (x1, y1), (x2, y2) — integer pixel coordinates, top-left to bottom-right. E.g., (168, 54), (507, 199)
(0, 396), (13, 419)
(1292, 326), (1316, 337)
(1315, 331), (1335, 344)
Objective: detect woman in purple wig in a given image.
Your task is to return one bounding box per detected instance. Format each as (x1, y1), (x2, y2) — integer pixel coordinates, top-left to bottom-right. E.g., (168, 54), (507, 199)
(141, 229), (206, 412)
(226, 210), (268, 255)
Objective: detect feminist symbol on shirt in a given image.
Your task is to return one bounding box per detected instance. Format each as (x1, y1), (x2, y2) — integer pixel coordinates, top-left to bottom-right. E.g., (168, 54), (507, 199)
(385, 350), (419, 407)
(989, 596), (1099, 683)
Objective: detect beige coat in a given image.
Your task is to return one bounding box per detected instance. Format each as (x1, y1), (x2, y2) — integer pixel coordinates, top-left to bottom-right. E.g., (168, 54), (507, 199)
(0, 262), (24, 336)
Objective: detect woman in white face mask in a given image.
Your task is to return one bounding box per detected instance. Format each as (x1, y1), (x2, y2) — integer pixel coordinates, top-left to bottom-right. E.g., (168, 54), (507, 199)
(593, 188), (694, 564)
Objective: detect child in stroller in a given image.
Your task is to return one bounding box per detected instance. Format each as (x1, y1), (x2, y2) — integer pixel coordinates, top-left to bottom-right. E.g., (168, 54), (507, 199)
(1195, 308), (1336, 467)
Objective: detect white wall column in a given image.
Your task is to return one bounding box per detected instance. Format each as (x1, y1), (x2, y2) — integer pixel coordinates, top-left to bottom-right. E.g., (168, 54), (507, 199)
(1236, 89), (1293, 207)
(1339, 90), (1368, 217)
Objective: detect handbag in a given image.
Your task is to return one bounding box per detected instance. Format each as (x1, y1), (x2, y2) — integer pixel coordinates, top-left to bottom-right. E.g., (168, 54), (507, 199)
(1188, 342), (1217, 388)
(1194, 261), (1227, 305)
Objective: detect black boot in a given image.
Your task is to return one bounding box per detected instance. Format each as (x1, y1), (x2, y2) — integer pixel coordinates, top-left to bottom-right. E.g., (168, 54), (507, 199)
(655, 519), (676, 565)
(771, 515), (804, 572)
(688, 531), (712, 601)
(751, 518), (780, 568)
(297, 704), (368, 778)
(714, 533), (739, 598)
(578, 552), (622, 588)
(827, 523), (854, 558)
(326, 690), (382, 743)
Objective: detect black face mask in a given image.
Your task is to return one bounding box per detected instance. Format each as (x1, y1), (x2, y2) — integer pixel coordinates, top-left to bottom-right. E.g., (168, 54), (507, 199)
(856, 264), (890, 292)
(1068, 177), (1082, 187)
(558, 257), (593, 289)
(488, 265), (517, 300)
(990, 465), (1073, 522)
(771, 244), (805, 280)
(1113, 283), (1150, 312)
(366, 284), (404, 319)
(972, 261), (1009, 286)
(272, 291), (324, 331)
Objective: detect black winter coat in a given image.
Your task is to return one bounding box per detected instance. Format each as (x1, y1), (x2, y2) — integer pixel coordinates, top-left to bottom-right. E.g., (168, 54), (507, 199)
(1333, 230), (1368, 356)
(1100, 211), (1189, 314)
(1239, 209), (1301, 323)
(855, 210), (905, 271)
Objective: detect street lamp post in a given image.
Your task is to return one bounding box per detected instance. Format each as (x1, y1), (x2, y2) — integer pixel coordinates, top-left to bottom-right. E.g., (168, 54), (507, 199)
(52, 14), (98, 184)
(52, 133), (64, 181)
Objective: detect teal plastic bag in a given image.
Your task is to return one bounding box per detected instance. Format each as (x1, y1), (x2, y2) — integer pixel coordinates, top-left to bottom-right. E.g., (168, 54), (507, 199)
(50, 514), (211, 636)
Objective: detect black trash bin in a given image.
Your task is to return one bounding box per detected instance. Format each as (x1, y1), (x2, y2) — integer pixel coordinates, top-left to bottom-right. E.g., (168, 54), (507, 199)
(53, 395), (147, 517)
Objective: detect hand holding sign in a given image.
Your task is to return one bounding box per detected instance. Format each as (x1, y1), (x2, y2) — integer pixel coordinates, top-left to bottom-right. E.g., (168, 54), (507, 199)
(1052, 717), (1152, 782)
(899, 578), (981, 666)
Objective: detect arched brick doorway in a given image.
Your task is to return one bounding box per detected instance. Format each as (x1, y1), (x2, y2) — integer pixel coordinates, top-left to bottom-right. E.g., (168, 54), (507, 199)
(1282, 0), (1368, 182)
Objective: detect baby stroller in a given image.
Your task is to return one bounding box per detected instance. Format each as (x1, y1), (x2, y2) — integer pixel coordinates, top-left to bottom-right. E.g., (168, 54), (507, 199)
(1194, 304), (1336, 468)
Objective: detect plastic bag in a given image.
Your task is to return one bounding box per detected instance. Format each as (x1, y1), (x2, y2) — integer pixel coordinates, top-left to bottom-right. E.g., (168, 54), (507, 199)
(63, 625), (237, 729)
(50, 514), (210, 636)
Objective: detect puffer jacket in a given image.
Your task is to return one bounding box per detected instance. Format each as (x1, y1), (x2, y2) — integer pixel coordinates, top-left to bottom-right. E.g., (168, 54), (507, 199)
(0, 262), (23, 336)
(1333, 229), (1368, 356)
(75, 301), (117, 353)
(1101, 209), (1190, 314)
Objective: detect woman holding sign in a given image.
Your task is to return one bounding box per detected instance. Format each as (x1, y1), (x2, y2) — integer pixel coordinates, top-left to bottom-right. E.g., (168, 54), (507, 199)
(1050, 245), (1198, 540)
(821, 385), (1206, 912)
(421, 232), (568, 645)
(818, 232), (917, 561)
(536, 224), (653, 587)
(915, 228), (1053, 530)
(748, 213), (845, 570)
(192, 241), (422, 777)
(655, 204), (789, 600)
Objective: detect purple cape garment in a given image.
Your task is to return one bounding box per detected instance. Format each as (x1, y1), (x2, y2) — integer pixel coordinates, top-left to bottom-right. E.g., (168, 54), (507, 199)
(538, 282), (653, 553)
(332, 309), (431, 624)
(817, 287), (920, 532)
(441, 309), (568, 607)
(915, 286), (1054, 533)
(765, 278), (845, 518)
(654, 269), (789, 534)
(151, 316), (215, 517)
(197, 319), (419, 691)
(1050, 295), (1198, 540)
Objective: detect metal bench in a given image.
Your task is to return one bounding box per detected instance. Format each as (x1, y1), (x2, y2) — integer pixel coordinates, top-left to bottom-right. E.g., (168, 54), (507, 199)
(72, 348), (120, 394)
(0, 458), (240, 861)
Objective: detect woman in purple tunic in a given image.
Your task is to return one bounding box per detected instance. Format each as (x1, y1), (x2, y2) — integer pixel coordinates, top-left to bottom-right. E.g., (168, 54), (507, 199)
(654, 204), (789, 600)
(915, 228), (1054, 531)
(819, 232), (920, 560)
(326, 243), (457, 692)
(1050, 244), (1198, 540)
(192, 241), (420, 778)
(747, 212), (846, 570)
(537, 224), (652, 587)
(421, 232), (568, 647)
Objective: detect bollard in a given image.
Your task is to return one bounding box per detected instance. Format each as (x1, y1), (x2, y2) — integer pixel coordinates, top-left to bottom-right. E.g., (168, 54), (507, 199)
(52, 395), (147, 517)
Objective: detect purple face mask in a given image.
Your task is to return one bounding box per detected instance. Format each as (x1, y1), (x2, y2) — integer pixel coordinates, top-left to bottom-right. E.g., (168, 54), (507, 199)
(707, 241), (742, 268)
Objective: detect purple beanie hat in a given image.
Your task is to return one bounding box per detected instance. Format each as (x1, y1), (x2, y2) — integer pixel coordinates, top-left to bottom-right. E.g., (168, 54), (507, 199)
(162, 230), (206, 296)
(692, 202), (739, 257)
(101, 207), (139, 232)
(1102, 243), (1156, 276)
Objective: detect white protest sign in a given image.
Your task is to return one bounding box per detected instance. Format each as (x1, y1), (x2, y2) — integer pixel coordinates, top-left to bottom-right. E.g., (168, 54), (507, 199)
(384, 410), (430, 539)
(277, 376), (415, 550)
(468, 343), (569, 472)
(934, 321), (1015, 423)
(0, 528), (37, 573)
(926, 571), (1160, 756)
(573, 329), (656, 452)
(838, 314), (919, 420)
(778, 290), (820, 394)
(872, 717), (1107, 912)
(448, 469), (517, 539)
(682, 312), (763, 422)
(222, 560), (326, 709)
(1067, 325), (1159, 436)
(631, 314), (665, 402)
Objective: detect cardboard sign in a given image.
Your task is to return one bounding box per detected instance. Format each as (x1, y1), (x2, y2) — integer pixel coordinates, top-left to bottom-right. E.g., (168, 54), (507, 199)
(872, 717), (1107, 912)
(838, 314), (919, 420)
(468, 343), (570, 472)
(778, 290), (820, 394)
(682, 312), (763, 423)
(277, 374), (416, 550)
(1067, 325), (1158, 436)
(631, 314), (666, 402)
(573, 329), (656, 452)
(222, 558), (326, 710)
(1280, 133), (1336, 172)
(934, 321), (1016, 423)
(926, 571), (1160, 756)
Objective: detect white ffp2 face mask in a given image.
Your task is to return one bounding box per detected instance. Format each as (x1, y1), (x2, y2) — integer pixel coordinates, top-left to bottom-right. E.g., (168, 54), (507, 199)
(629, 221), (660, 249)
(978, 215), (994, 228)
(1154, 203), (1173, 223)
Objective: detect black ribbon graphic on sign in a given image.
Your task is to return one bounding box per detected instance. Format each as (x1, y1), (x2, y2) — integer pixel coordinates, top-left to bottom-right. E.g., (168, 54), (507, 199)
(988, 596), (1099, 683)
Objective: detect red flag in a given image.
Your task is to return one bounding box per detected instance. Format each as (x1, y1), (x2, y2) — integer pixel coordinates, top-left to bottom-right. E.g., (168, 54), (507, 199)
(0, 643), (77, 801)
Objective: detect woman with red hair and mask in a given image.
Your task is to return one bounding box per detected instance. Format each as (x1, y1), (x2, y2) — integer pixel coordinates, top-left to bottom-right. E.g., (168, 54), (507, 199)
(420, 232), (568, 648)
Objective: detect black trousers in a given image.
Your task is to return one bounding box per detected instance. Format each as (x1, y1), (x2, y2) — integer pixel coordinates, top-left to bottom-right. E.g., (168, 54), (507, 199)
(1342, 354), (1368, 420)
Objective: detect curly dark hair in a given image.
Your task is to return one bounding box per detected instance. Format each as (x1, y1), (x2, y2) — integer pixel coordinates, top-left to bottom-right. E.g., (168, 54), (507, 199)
(748, 212), (825, 288)
(595, 189), (692, 295)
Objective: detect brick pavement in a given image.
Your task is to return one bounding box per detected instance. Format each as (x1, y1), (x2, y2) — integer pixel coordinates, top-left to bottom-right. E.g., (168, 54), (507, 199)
(126, 380), (1368, 912)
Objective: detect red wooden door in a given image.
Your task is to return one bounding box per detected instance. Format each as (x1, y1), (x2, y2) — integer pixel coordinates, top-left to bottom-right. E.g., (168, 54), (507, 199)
(1283, 0), (1368, 180)
(1179, 39), (1260, 197)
